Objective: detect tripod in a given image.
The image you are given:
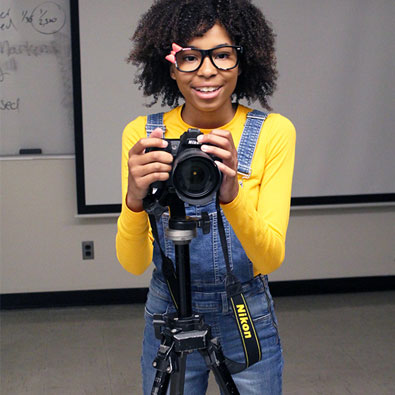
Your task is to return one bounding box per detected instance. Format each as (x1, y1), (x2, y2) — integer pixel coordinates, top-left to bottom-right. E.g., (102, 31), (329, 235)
(150, 198), (240, 395)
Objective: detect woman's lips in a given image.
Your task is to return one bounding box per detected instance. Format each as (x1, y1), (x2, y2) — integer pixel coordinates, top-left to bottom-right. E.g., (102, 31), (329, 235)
(192, 86), (222, 99)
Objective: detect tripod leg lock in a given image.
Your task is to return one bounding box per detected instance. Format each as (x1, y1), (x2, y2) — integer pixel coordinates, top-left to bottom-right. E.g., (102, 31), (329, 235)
(152, 343), (176, 374)
(202, 337), (223, 368)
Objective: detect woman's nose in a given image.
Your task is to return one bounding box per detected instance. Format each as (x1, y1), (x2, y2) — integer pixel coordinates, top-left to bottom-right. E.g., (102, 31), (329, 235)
(197, 56), (217, 77)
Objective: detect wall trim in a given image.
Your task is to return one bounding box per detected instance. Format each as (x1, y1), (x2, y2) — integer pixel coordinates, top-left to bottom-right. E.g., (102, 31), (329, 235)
(1, 276), (394, 310)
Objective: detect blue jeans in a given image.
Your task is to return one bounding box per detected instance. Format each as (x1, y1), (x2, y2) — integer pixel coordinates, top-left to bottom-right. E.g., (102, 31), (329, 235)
(141, 274), (283, 394)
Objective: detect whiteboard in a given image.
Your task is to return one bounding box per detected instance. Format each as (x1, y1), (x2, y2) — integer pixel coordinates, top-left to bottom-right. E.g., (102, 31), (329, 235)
(0, 0), (74, 156)
(72, 0), (395, 214)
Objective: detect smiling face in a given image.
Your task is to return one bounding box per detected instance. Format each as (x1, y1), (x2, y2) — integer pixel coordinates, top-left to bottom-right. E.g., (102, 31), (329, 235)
(170, 23), (240, 129)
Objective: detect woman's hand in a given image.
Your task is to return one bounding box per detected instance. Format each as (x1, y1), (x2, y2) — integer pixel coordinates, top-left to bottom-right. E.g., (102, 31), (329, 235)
(197, 129), (239, 204)
(126, 128), (173, 212)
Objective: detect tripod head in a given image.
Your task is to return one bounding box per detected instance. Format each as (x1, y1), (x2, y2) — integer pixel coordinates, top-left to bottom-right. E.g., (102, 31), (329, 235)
(144, 189), (211, 244)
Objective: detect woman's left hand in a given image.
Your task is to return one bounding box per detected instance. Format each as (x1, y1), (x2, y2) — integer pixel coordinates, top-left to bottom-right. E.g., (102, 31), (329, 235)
(197, 129), (239, 204)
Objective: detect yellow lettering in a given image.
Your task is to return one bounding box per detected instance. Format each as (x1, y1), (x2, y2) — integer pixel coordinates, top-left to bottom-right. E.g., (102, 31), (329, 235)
(236, 303), (253, 339)
(237, 304), (246, 314)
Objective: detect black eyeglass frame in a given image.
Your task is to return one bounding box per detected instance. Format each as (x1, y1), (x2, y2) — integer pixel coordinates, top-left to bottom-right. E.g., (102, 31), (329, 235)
(174, 44), (243, 73)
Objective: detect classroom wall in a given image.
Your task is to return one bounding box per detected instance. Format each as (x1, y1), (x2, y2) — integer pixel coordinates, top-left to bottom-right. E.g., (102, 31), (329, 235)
(1, 157), (394, 294)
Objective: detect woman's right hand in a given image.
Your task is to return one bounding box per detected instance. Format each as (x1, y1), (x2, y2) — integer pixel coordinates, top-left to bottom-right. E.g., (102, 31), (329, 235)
(126, 128), (173, 212)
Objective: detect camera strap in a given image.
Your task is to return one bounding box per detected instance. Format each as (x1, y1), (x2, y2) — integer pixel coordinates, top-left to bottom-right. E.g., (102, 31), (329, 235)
(145, 113), (180, 309)
(215, 196), (262, 374)
(148, 212), (180, 311)
(213, 109), (268, 373)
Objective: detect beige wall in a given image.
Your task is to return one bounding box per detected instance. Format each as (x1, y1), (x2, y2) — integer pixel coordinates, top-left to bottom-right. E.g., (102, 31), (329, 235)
(1, 157), (394, 294)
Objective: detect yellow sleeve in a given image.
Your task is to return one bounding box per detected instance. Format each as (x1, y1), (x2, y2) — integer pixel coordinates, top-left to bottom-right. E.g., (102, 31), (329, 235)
(221, 115), (296, 275)
(115, 116), (154, 275)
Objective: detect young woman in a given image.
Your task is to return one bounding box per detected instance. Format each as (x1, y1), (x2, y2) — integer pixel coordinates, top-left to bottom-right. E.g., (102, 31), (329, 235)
(116, 1), (295, 393)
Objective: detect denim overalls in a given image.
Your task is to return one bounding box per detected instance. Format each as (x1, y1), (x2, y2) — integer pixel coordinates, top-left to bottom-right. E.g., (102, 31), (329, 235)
(141, 110), (283, 394)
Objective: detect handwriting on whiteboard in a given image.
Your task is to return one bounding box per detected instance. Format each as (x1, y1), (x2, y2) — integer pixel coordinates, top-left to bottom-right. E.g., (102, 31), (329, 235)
(1, 2), (68, 113)
(0, 38), (60, 111)
(0, 2), (66, 35)
(0, 98), (19, 111)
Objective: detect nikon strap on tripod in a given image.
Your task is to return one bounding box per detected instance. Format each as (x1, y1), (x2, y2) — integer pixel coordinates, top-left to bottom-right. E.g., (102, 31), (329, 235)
(215, 196), (261, 374)
(214, 109), (268, 373)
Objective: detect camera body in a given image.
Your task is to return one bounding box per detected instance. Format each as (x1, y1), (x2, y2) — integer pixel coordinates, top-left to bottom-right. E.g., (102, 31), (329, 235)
(146, 128), (222, 206)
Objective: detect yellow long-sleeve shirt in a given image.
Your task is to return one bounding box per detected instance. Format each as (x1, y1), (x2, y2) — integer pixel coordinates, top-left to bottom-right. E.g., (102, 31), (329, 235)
(116, 104), (295, 276)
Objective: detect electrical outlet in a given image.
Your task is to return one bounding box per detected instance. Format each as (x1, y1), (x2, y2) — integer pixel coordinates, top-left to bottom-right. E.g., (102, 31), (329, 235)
(82, 241), (94, 260)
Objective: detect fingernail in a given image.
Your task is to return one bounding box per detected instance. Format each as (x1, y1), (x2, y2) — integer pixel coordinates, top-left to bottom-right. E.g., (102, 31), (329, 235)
(197, 135), (204, 143)
(200, 144), (208, 152)
(162, 140), (168, 147)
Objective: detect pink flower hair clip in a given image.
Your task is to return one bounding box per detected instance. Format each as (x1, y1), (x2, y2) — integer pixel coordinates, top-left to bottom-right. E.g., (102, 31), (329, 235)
(165, 43), (190, 64)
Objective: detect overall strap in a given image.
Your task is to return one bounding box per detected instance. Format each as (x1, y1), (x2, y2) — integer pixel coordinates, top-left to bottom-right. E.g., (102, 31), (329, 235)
(146, 112), (166, 137)
(237, 110), (268, 178)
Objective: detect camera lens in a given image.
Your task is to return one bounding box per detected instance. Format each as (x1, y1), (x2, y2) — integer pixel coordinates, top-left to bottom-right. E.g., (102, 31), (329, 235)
(178, 158), (211, 191)
(172, 150), (221, 205)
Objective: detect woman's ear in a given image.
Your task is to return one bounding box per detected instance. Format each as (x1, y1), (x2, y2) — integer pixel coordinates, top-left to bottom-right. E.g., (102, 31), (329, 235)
(170, 65), (177, 80)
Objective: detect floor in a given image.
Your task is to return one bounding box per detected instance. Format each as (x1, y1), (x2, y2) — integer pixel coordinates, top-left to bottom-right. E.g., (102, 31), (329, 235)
(1, 291), (394, 395)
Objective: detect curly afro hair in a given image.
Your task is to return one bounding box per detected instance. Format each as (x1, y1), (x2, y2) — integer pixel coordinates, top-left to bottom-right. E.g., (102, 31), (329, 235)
(127, 0), (277, 110)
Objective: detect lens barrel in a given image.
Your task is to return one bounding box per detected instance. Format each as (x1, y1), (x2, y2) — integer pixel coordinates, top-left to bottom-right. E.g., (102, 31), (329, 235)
(172, 149), (222, 205)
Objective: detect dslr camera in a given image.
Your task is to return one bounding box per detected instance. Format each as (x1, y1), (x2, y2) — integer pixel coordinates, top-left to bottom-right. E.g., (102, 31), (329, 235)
(145, 129), (222, 208)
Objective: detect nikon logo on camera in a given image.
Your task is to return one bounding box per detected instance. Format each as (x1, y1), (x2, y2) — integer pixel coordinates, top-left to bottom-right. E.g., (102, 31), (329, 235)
(145, 128), (222, 206)
(236, 304), (252, 339)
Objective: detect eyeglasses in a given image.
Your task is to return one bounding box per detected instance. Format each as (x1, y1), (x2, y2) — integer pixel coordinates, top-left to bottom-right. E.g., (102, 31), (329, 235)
(175, 45), (243, 73)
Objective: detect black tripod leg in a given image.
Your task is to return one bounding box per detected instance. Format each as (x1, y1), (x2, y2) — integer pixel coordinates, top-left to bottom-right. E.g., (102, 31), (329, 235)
(151, 341), (189, 395)
(210, 361), (239, 395)
(169, 352), (187, 395)
(151, 342), (174, 395)
(201, 340), (240, 395)
(151, 370), (171, 395)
